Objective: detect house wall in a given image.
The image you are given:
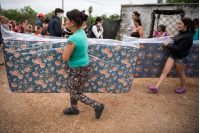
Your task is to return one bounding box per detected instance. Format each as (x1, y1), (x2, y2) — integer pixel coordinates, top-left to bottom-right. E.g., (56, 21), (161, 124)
(119, 3), (199, 40)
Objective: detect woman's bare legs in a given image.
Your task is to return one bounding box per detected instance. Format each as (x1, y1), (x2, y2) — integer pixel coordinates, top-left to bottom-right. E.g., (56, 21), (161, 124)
(175, 62), (186, 88)
(156, 57), (174, 88)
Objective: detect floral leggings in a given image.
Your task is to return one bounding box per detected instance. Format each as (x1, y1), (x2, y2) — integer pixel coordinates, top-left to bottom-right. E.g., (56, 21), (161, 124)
(69, 63), (100, 110)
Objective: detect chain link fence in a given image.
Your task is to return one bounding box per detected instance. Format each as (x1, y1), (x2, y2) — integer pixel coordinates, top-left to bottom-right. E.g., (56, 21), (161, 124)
(150, 10), (184, 37)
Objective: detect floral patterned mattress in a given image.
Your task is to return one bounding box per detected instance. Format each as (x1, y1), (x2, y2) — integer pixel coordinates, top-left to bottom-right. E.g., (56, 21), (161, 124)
(3, 36), (139, 93)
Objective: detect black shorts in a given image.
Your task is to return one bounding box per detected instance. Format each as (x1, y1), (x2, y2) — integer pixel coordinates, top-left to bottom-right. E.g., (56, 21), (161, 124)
(169, 54), (189, 65)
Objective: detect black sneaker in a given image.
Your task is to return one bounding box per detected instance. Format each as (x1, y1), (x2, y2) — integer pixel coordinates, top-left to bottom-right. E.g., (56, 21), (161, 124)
(95, 104), (105, 119)
(63, 108), (79, 115)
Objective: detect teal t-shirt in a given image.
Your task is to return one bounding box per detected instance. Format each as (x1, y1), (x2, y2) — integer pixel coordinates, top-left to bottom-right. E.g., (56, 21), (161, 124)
(193, 28), (199, 40)
(68, 29), (89, 68)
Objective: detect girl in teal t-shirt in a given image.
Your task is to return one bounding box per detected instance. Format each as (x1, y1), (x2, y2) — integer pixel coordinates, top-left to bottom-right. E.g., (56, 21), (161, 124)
(193, 18), (199, 40)
(62, 9), (104, 119)
(193, 28), (199, 40)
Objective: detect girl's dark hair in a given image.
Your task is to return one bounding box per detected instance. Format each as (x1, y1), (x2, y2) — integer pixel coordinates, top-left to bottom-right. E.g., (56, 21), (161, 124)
(36, 26), (41, 30)
(24, 18), (29, 22)
(181, 17), (196, 36)
(134, 17), (141, 26)
(44, 18), (49, 23)
(90, 17), (102, 30)
(133, 11), (140, 17)
(66, 9), (88, 27)
(94, 17), (102, 25)
(193, 18), (199, 26)
(35, 26), (42, 35)
(158, 24), (166, 32)
(193, 18), (199, 23)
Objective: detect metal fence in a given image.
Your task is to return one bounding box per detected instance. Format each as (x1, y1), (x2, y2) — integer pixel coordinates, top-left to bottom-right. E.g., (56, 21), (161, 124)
(150, 10), (184, 38)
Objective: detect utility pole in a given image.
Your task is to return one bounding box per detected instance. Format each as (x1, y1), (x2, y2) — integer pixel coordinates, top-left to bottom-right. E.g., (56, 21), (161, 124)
(0, 3), (2, 16)
(62, 0), (64, 25)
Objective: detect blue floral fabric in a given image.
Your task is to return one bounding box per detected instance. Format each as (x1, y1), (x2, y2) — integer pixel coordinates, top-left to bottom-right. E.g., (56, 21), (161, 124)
(3, 37), (139, 93)
(3, 35), (198, 93)
(135, 43), (199, 78)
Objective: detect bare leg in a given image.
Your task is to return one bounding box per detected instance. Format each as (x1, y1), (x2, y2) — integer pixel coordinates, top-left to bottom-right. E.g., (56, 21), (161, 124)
(175, 62), (186, 88)
(156, 57), (174, 88)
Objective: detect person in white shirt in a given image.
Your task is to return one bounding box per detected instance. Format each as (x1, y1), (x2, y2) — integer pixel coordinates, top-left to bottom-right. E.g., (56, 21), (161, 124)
(23, 18), (33, 34)
(127, 11), (140, 36)
(89, 17), (103, 39)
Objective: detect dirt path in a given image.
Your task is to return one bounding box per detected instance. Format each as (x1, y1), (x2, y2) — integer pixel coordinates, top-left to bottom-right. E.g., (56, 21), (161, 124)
(0, 47), (199, 133)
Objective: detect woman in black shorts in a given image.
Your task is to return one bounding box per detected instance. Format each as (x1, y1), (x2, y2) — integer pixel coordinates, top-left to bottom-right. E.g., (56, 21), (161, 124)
(148, 17), (196, 94)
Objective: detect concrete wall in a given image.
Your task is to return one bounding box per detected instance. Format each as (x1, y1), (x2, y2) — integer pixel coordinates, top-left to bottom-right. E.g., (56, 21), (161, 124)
(119, 3), (199, 40)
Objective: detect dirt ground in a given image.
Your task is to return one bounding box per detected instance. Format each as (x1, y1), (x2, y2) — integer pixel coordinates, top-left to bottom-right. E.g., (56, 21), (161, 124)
(0, 47), (199, 133)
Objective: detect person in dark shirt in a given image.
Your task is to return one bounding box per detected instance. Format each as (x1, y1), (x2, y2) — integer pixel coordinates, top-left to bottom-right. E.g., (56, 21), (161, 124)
(47, 8), (66, 37)
(35, 13), (44, 34)
(19, 21), (25, 33)
(148, 17), (196, 94)
(43, 17), (50, 36)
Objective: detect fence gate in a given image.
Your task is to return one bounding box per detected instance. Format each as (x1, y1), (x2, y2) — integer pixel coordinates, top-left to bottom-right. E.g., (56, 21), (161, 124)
(150, 10), (184, 38)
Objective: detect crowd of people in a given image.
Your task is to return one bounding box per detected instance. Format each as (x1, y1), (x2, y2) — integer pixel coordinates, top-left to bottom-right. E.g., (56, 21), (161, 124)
(0, 10), (199, 40)
(0, 8), (199, 119)
(0, 8), (102, 39)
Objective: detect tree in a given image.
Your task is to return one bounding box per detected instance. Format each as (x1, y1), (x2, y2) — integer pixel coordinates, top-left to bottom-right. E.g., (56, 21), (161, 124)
(20, 5), (37, 25)
(2, 9), (22, 22)
(108, 14), (120, 21)
(2, 5), (38, 26)
(86, 15), (96, 25)
(45, 10), (55, 18)
(157, 0), (163, 3)
(20, 5), (37, 15)
(101, 14), (108, 19)
(166, 0), (198, 3)
(88, 6), (93, 16)
(85, 13), (121, 25)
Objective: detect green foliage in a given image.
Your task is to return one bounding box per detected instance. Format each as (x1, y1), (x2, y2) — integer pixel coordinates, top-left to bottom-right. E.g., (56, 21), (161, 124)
(2, 9), (22, 22)
(2, 4), (121, 27)
(2, 5), (37, 26)
(88, 6), (93, 16)
(166, 0), (198, 3)
(85, 15), (96, 25)
(45, 10), (55, 18)
(157, 0), (163, 3)
(101, 14), (108, 19)
(107, 14), (120, 21)
(20, 5), (37, 15)
(86, 14), (120, 25)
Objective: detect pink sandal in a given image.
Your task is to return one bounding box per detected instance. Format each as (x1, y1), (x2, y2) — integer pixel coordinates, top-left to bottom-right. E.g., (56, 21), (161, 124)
(148, 86), (158, 93)
(175, 88), (186, 94)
